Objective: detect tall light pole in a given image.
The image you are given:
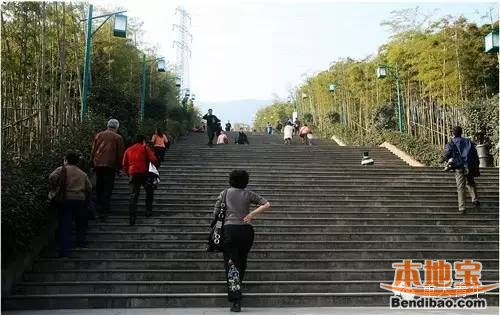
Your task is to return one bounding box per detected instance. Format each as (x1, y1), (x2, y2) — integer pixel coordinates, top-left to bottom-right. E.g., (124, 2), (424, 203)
(139, 56), (166, 121)
(377, 64), (404, 133)
(80, 5), (127, 120)
(328, 83), (340, 123)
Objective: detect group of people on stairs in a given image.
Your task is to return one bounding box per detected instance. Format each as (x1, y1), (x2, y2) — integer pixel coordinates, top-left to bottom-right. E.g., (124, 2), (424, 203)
(47, 117), (481, 313)
(48, 119), (168, 257)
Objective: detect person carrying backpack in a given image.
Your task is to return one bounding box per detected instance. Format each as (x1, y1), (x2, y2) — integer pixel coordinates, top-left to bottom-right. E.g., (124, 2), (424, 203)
(441, 126), (480, 213)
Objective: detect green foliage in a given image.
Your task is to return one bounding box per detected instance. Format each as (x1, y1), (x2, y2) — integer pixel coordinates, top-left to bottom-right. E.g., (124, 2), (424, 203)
(257, 12), (498, 166)
(1, 121), (101, 263)
(371, 104), (397, 131)
(326, 111), (341, 124)
(303, 113), (313, 124)
(462, 95), (499, 162)
(1, 2), (201, 265)
(382, 132), (443, 167)
(325, 123), (443, 166)
(254, 101), (293, 130)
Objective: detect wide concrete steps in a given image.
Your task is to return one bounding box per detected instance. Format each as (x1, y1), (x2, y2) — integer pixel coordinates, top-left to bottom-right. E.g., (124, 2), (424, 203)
(5, 132), (499, 309)
(28, 257), (500, 270)
(5, 292), (498, 309)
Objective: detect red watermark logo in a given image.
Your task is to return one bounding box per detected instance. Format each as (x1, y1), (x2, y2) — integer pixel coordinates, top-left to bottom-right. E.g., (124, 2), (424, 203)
(380, 259), (498, 297)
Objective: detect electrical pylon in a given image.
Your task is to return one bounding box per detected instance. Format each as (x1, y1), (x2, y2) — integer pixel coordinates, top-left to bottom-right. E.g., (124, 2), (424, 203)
(173, 6), (192, 98)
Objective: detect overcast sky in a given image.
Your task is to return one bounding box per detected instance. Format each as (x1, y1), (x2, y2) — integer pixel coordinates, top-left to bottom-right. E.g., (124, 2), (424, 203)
(100, 0), (497, 121)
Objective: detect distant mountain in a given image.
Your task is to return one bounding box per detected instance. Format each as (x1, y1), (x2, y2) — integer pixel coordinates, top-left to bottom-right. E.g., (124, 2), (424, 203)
(197, 99), (272, 126)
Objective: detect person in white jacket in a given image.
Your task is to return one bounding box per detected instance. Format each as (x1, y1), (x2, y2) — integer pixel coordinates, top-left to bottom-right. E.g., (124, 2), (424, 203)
(283, 121), (294, 144)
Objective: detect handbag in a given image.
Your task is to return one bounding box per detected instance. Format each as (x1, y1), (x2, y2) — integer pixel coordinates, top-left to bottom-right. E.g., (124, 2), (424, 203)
(207, 189), (228, 252)
(145, 162), (160, 190)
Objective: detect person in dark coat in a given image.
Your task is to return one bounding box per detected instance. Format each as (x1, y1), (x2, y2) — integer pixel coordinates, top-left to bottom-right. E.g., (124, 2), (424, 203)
(203, 109), (221, 146)
(442, 126), (480, 213)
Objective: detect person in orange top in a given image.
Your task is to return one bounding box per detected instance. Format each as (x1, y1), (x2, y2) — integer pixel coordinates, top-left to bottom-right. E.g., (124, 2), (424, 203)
(123, 135), (159, 225)
(151, 128), (169, 165)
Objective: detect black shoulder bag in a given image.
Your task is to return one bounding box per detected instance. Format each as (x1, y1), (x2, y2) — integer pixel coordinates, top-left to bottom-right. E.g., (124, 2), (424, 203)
(207, 189), (228, 252)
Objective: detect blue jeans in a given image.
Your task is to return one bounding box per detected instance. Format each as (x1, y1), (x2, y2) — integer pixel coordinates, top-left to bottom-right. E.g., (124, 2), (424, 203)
(58, 200), (87, 257)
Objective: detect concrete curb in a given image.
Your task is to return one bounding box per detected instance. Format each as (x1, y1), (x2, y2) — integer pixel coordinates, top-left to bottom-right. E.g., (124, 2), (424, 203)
(331, 135), (346, 146)
(379, 142), (425, 167)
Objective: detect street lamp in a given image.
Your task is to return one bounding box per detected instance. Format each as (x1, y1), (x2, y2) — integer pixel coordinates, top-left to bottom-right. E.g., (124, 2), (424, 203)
(81, 5), (128, 120)
(376, 64), (404, 133)
(328, 82), (343, 124)
(140, 56), (166, 121)
(484, 29), (499, 53)
(113, 14), (127, 38)
(157, 59), (166, 72)
(328, 83), (336, 93)
(376, 65), (388, 79)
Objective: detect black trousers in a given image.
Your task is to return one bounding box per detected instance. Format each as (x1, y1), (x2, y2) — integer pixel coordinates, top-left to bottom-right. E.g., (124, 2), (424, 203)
(57, 200), (87, 257)
(207, 128), (215, 145)
(223, 224), (255, 302)
(128, 173), (154, 218)
(95, 166), (116, 217)
(154, 147), (166, 164)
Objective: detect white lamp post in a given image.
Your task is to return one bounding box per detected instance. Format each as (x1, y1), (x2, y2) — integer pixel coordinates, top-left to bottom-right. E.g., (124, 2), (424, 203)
(376, 64), (403, 132)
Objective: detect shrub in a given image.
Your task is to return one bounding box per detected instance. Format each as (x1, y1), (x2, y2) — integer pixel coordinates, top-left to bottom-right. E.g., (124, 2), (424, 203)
(1, 112), (196, 265)
(321, 123), (442, 166)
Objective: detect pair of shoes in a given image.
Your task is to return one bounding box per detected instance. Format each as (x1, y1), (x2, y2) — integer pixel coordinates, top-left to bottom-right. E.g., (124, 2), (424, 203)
(129, 216), (136, 226)
(472, 200), (480, 208)
(230, 301), (241, 312)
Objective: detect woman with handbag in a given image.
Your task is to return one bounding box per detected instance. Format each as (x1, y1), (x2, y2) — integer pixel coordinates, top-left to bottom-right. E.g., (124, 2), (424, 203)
(213, 170), (271, 312)
(49, 151), (92, 257)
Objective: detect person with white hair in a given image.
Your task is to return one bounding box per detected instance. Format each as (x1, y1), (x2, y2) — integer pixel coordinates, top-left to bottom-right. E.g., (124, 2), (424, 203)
(90, 118), (125, 221)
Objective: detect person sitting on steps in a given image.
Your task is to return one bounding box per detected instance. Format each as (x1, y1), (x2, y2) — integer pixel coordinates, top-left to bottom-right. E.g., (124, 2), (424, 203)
(235, 128), (249, 145)
(217, 131), (229, 144)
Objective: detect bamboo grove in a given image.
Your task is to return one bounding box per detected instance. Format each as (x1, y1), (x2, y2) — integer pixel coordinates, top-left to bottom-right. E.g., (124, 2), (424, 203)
(1, 2), (190, 157)
(255, 12), (499, 150)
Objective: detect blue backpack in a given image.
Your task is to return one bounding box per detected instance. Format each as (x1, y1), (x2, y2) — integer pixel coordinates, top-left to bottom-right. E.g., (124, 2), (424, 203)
(448, 138), (479, 176)
(450, 141), (467, 169)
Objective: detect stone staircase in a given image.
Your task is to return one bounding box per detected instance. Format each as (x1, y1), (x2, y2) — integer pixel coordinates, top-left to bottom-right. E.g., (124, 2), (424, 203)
(4, 132), (499, 309)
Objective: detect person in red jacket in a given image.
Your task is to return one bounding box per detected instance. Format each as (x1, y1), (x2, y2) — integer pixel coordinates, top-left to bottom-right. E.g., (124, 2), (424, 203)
(122, 135), (159, 225)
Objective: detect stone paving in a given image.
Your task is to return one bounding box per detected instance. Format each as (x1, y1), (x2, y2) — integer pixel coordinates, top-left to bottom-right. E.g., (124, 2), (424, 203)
(3, 307), (499, 315)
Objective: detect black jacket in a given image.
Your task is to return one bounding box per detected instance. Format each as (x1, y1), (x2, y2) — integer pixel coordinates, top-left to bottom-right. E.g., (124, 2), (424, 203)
(203, 114), (220, 129)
